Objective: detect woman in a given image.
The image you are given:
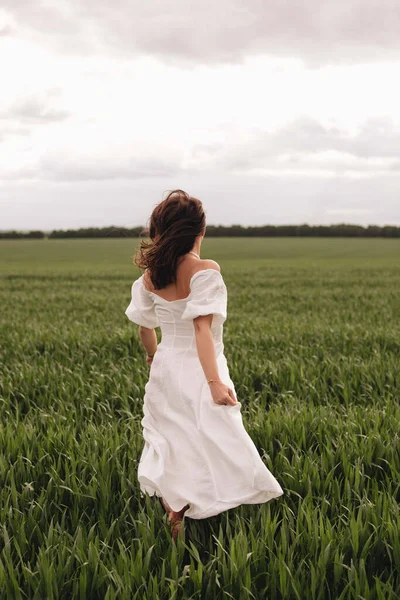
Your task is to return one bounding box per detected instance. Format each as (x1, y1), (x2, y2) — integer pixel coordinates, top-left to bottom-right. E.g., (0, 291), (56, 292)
(125, 189), (284, 540)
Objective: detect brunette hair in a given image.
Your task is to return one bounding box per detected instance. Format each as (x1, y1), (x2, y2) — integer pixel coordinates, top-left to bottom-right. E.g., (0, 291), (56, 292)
(134, 189), (206, 289)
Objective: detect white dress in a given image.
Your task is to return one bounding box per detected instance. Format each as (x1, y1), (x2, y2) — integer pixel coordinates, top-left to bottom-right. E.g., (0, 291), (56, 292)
(125, 268), (284, 519)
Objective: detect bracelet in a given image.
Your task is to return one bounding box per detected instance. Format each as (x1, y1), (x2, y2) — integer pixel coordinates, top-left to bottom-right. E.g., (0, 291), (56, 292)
(146, 352), (156, 358)
(207, 378), (221, 384)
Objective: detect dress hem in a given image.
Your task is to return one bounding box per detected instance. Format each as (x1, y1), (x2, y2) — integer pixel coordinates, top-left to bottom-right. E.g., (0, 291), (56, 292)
(141, 484), (284, 520)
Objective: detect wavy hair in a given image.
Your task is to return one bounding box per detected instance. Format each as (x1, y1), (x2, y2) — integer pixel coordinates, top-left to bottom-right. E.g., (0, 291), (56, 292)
(134, 189), (206, 289)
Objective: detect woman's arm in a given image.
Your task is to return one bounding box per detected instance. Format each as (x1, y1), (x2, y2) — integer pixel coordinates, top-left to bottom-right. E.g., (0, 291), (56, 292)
(193, 315), (238, 406)
(139, 326), (158, 365)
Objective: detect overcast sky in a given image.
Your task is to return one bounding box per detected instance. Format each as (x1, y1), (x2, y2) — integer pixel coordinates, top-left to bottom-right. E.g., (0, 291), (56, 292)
(1, 1), (400, 230)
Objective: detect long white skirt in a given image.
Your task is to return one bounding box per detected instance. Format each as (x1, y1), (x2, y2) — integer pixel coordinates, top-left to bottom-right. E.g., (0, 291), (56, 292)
(137, 347), (284, 519)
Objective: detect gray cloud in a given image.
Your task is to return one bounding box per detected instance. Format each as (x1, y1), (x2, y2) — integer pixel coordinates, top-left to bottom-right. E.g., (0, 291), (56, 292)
(0, 125), (30, 143)
(1, 113), (399, 182)
(190, 116), (400, 174)
(0, 166), (37, 180)
(3, 95), (70, 124)
(0, 24), (13, 36)
(3, 0), (400, 66)
(5, 0), (81, 35)
(2, 116), (400, 182)
(36, 154), (180, 181)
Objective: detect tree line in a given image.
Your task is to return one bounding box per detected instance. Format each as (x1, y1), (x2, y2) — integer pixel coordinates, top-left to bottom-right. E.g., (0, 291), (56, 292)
(1, 223), (400, 239)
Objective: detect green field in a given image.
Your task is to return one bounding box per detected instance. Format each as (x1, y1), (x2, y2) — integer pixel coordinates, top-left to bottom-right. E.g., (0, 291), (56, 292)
(1, 237), (399, 599)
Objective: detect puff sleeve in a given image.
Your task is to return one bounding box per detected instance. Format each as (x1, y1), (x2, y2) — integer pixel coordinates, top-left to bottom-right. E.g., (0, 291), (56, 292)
(125, 275), (160, 328)
(181, 269), (227, 326)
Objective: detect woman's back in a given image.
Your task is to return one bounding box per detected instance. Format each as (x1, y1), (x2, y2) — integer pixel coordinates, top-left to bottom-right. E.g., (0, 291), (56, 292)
(126, 266), (228, 353)
(142, 256), (220, 302)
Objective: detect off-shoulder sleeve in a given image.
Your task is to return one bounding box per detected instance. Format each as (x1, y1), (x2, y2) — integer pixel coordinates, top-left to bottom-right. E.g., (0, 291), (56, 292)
(125, 274), (160, 328)
(181, 269), (227, 326)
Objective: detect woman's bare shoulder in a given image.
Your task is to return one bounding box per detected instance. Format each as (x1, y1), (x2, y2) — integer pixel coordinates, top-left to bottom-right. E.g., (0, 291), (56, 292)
(193, 259), (221, 274)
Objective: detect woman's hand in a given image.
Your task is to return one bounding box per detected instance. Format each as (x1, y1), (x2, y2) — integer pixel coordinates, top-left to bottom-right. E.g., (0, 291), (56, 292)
(209, 380), (238, 406)
(146, 352), (155, 367)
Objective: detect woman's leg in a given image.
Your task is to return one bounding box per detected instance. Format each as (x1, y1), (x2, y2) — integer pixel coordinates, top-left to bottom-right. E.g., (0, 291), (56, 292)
(168, 503), (190, 541)
(159, 497), (190, 540)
